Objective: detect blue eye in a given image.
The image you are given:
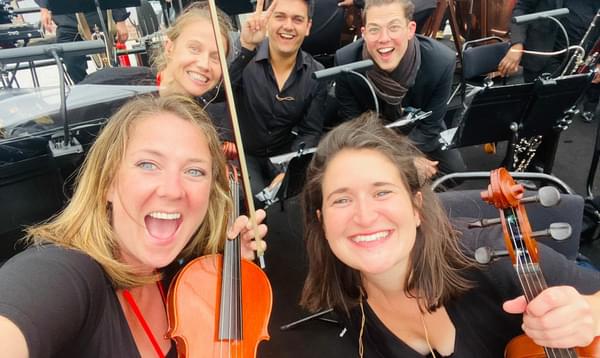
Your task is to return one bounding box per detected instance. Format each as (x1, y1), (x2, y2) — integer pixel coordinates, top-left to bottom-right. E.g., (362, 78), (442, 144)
(332, 197), (350, 206)
(137, 161), (156, 171)
(186, 168), (206, 177)
(375, 190), (392, 198)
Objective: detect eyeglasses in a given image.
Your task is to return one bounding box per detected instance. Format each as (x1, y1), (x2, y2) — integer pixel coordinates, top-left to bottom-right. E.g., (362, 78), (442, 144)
(364, 23), (406, 39)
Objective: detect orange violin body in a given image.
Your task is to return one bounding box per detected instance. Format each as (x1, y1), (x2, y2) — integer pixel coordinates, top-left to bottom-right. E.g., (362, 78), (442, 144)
(166, 254), (272, 358)
(506, 335), (600, 358)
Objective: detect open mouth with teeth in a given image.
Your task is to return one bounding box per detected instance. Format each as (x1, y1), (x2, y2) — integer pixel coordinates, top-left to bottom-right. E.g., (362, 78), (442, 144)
(350, 230), (392, 246)
(187, 71), (209, 84)
(278, 33), (296, 40)
(376, 47), (395, 58)
(144, 211), (183, 243)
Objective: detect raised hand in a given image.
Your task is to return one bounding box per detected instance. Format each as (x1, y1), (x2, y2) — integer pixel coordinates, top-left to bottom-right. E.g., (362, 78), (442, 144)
(228, 209), (268, 261)
(240, 0), (278, 51)
(503, 286), (600, 348)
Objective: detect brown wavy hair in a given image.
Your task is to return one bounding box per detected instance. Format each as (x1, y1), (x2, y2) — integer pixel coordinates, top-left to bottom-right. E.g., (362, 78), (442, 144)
(26, 95), (231, 289)
(300, 112), (473, 315)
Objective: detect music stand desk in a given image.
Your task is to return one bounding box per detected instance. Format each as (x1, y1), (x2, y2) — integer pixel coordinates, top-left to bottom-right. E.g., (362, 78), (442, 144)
(444, 82), (535, 148)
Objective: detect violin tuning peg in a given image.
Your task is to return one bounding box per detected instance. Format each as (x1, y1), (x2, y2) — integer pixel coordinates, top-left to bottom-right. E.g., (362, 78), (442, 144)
(531, 222), (572, 241)
(520, 186), (561, 207)
(474, 246), (509, 264)
(468, 217), (501, 228)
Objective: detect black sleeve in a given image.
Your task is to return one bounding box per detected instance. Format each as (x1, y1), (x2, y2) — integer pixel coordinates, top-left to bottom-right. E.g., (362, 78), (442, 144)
(111, 8), (130, 22)
(0, 246), (108, 358)
(335, 73), (367, 121)
(509, 0), (541, 45)
(229, 41), (257, 91)
(408, 53), (454, 152)
(292, 74), (327, 150)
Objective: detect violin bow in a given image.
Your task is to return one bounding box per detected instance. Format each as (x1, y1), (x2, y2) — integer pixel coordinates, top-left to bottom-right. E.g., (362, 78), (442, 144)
(207, 0), (266, 268)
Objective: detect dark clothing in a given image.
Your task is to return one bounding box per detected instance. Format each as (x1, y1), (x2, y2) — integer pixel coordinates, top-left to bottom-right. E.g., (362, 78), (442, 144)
(343, 219), (600, 357)
(335, 36), (466, 174)
(510, 0), (599, 78)
(34, 0), (129, 83)
(0, 245), (177, 358)
(229, 39), (327, 157)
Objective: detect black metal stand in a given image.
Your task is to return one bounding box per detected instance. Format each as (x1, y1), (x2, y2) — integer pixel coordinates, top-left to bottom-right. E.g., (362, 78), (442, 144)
(280, 308), (340, 331)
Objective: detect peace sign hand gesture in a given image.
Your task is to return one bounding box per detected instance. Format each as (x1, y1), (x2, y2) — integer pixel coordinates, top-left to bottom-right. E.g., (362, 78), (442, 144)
(240, 0), (278, 51)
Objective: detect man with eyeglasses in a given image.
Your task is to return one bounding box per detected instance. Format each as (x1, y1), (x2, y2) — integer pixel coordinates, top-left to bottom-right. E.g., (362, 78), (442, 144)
(335, 0), (465, 177)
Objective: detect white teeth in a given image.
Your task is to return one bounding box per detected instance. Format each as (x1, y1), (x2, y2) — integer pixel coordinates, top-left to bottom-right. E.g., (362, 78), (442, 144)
(148, 212), (181, 220)
(352, 231), (389, 243)
(377, 48), (394, 54)
(187, 71), (208, 83)
(280, 33), (294, 39)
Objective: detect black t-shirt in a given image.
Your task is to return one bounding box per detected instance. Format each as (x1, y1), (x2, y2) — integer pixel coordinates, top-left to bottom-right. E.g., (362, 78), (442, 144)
(0, 245), (176, 358)
(344, 221), (600, 357)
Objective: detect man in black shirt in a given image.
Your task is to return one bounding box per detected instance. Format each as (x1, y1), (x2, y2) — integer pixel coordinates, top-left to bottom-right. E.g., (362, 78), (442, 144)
(35, 0), (129, 83)
(230, 0), (327, 198)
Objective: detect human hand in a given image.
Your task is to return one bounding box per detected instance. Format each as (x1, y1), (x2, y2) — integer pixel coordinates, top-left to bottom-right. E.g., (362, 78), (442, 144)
(498, 43), (524, 77)
(39, 8), (55, 34)
(592, 64), (600, 84)
(240, 0), (278, 51)
(228, 209), (268, 261)
(115, 21), (129, 43)
(413, 157), (438, 182)
(503, 286), (600, 348)
(337, 0), (354, 6)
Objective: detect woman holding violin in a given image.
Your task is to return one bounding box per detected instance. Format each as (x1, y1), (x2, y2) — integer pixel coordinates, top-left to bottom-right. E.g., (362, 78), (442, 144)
(300, 112), (600, 357)
(0, 95), (267, 357)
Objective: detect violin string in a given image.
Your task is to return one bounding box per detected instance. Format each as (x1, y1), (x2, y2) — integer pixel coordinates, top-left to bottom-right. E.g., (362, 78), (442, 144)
(508, 208), (576, 358)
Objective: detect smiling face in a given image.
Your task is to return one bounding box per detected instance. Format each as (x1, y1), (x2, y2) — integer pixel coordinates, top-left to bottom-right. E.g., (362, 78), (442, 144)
(320, 148), (421, 278)
(162, 17), (224, 97)
(362, 2), (416, 72)
(107, 113), (213, 272)
(267, 0), (312, 58)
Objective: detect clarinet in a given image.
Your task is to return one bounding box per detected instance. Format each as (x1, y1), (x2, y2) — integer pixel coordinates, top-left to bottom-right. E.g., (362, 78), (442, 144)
(563, 9), (600, 75)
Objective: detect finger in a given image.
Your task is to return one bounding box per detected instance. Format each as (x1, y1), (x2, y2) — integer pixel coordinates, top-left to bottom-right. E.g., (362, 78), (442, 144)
(526, 286), (575, 317)
(263, 0), (278, 20)
(503, 295), (528, 314)
(256, 0), (265, 16)
(227, 215), (249, 240)
(243, 209), (267, 230)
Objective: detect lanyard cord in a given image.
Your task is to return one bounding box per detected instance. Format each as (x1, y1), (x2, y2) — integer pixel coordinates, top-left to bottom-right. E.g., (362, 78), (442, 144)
(122, 282), (167, 358)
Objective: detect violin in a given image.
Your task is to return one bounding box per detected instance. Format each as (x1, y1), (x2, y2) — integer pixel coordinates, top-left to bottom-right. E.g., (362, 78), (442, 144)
(480, 168), (600, 358)
(167, 166), (272, 357)
(166, 1), (273, 356)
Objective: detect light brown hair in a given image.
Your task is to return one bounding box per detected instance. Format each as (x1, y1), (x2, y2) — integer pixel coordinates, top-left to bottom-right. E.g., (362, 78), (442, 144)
(26, 95), (231, 289)
(300, 113), (473, 314)
(363, 0), (415, 23)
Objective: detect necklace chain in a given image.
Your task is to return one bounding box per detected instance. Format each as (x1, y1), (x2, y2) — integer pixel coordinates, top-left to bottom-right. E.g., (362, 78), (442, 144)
(358, 297), (437, 358)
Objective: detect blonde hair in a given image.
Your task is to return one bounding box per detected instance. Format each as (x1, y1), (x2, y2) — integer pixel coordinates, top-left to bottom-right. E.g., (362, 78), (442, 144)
(153, 1), (233, 73)
(26, 95), (231, 289)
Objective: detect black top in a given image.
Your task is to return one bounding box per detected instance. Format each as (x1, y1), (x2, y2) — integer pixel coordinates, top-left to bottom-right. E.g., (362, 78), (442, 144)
(342, 220), (600, 357)
(229, 39), (327, 157)
(0, 245), (177, 358)
(335, 36), (456, 152)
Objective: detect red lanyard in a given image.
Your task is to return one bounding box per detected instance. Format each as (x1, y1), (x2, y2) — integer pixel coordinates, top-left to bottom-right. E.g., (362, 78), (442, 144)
(122, 282), (167, 358)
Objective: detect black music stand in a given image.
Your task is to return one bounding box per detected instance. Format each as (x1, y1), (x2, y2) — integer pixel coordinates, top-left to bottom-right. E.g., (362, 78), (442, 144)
(216, 0), (255, 16)
(442, 73), (592, 171)
(442, 82), (535, 150)
(519, 73), (593, 171)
